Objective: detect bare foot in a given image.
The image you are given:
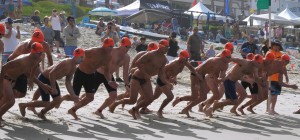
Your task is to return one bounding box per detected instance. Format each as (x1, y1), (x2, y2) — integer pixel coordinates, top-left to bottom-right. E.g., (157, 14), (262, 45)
(172, 97), (180, 107)
(157, 111), (164, 118)
(19, 103), (26, 117)
(180, 108), (191, 118)
(68, 108), (80, 120)
(230, 109), (240, 116)
(37, 112), (47, 120)
(198, 103), (204, 112)
(140, 108), (152, 114)
(204, 108), (213, 118)
(246, 107), (256, 114)
(94, 110), (105, 119)
(27, 107), (37, 114)
(212, 100), (219, 112)
(109, 103), (117, 113)
(238, 107), (246, 115)
(128, 109), (137, 120)
(269, 110), (279, 115)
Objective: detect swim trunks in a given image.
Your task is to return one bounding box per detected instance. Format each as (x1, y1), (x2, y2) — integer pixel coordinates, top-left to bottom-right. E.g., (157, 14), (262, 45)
(94, 71), (117, 93)
(73, 68), (97, 96)
(38, 74), (60, 101)
(270, 81), (282, 95)
(241, 81), (258, 94)
(223, 79), (237, 100)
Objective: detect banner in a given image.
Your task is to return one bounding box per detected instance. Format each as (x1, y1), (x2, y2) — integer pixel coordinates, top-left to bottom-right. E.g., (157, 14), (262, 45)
(139, 0), (172, 11)
(257, 0), (271, 10)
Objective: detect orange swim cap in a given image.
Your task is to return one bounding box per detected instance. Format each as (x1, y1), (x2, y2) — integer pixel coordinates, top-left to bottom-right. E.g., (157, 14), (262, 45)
(281, 54), (290, 61)
(159, 39), (169, 47)
(224, 42), (234, 51)
(246, 53), (255, 60)
(147, 42), (158, 51)
(179, 50), (190, 59)
(31, 31), (44, 43)
(254, 54), (263, 63)
(265, 52), (275, 60)
(158, 44), (166, 49)
(120, 37), (131, 47)
(103, 38), (114, 47)
(31, 42), (44, 54)
(73, 48), (85, 57)
(0, 24), (5, 35)
(221, 49), (231, 58)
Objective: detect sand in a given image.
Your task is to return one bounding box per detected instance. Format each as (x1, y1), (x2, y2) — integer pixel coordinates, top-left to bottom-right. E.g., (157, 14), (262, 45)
(0, 23), (300, 140)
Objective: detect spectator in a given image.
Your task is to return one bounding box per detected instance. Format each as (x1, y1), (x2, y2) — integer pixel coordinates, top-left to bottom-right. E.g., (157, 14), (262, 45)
(101, 21), (119, 46)
(260, 39), (270, 56)
(7, 0), (15, 19)
(166, 32), (179, 62)
(257, 28), (265, 43)
(63, 16), (80, 58)
(135, 37), (147, 53)
(95, 17), (106, 36)
(2, 17), (20, 64)
(50, 9), (63, 53)
(205, 45), (216, 59)
(215, 30), (226, 43)
(59, 11), (67, 32)
(30, 10), (42, 27)
(41, 16), (55, 51)
(16, 0), (22, 19)
(240, 34), (258, 59)
(131, 36), (140, 49)
(187, 26), (202, 67)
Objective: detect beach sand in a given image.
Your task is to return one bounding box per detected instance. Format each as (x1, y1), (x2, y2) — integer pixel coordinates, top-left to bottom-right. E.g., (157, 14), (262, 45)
(0, 23), (300, 140)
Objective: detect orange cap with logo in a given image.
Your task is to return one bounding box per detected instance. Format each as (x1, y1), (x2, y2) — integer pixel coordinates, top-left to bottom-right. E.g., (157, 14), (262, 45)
(265, 52), (275, 60)
(120, 37), (131, 47)
(246, 53), (254, 60)
(224, 42), (234, 51)
(281, 54), (290, 61)
(221, 49), (231, 58)
(254, 54), (263, 63)
(103, 38), (114, 47)
(73, 48), (85, 57)
(147, 42), (158, 51)
(32, 31), (44, 43)
(31, 42), (44, 54)
(159, 39), (169, 47)
(179, 50), (190, 59)
(0, 24), (5, 35)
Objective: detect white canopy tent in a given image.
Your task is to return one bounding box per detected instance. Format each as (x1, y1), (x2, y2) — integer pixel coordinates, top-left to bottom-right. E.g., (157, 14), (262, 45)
(250, 13), (294, 25)
(116, 0), (140, 16)
(243, 14), (262, 26)
(278, 8), (299, 20)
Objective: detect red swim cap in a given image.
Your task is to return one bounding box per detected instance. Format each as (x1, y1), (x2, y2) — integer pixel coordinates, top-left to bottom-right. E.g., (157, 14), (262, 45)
(147, 42), (158, 51)
(31, 42), (44, 54)
(32, 31), (45, 43)
(73, 48), (85, 57)
(103, 38), (114, 47)
(221, 49), (231, 58)
(0, 24), (5, 35)
(265, 52), (275, 60)
(246, 53), (255, 60)
(224, 42), (234, 51)
(120, 37), (131, 47)
(179, 50), (190, 59)
(254, 54), (263, 63)
(159, 39), (169, 47)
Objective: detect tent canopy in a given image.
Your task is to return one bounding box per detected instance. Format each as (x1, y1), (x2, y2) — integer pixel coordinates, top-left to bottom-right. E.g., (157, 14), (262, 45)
(250, 13), (293, 25)
(185, 2), (214, 14)
(88, 7), (118, 16)
(125, 9), (172, 24)
(242, 14), (262, 26)
(278, 8), (299, 20)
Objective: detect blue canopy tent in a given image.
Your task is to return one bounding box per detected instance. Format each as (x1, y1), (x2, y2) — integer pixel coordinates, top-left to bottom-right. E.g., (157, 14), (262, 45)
(88, 7), (118, 16)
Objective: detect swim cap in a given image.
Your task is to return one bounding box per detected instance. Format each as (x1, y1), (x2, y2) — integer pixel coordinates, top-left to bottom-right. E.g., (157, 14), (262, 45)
(0, 24), (5, 35)
(265, 52), (275, 60)
(221, 49), (231, 58)
(242, 47), (251, 53)
(281, 54), (290, 61)
(147, 42), (158, 51)
(159, 39), (169, 47)
(31, 42), (44, 54)
(103, 38), (114, 47)
(179, 50), (190, 59)
(246, 53), (254, 60)
(158, 44), (166, 49)
(120, 37), (131, 47)
(73, 48), (85, 57)
(224, 42), (234, 51)
(254, 54), (263, 63)
(32, 31), (44, 43)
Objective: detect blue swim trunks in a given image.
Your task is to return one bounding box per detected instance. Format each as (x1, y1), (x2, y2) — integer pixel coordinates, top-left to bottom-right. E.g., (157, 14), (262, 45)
(270, 81), (282, 95)
(223, 79), (237, 100)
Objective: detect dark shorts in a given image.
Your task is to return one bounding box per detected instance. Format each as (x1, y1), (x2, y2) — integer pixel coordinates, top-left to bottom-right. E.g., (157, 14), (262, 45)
(241, 81), (258, 94)
(224, 79), (237, 100)
(54, 30), (61, 41)
(270, 81), (282, 95)
(132, 75), (146, 86)
(156, 77), (166, 87)
(94, 72), (116, 93)
(38, 74), (60, 101)
(13, 74), (27, 94)
(73, 68), (97, 96)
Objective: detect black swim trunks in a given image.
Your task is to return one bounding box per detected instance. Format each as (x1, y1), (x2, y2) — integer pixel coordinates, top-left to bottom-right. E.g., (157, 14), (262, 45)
(132, 75), (146, 85)
(241, 81), (258, 94)
(156, 77), (166, 87)
(191, 73), (205, 79)
(38, 74), (60, 101)
(94, 71), (117, 93)
(13, 74), (27, 94)
(73, 68), (97, 96)
(223, 79), (237, 100)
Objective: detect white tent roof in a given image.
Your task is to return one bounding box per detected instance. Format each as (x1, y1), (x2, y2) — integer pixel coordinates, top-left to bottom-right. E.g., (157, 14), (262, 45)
(250, 13), (293, 25)
(243, 14), (262, 26)
(278, 8), (299, 20)
(185, 2), (214, 16)
(116, 0), (140, 16)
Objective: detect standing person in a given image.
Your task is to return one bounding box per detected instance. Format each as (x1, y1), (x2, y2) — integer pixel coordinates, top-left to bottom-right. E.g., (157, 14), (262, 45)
(257, 28), (265, 44)
(135, 37), (147, 53)
(95, 17), (105, 36)
(240, 34), (258, 59)
(50, 9), (63, 53)
(260, 39), (270, 56)
(16, 0), (22, 19)
(59, 11), (67, 32)
(187, 26), (202, 67)
(18, 48), (86, 120)
(166, 32), (179, 62)
(2, 17), (20, 65)
(41, 16), (55, 52)
(63, 16), (80, 58)
(30, 10), (42, 27)
(7, 0), (15, 19)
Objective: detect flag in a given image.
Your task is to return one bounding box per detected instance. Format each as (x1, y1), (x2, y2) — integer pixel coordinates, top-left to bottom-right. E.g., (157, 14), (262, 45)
(225, 0), (229, 16)
(257, 0), (271, 10)
(191, 0), (197, 7)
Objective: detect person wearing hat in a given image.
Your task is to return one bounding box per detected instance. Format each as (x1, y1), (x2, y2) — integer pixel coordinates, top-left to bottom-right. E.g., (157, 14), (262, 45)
(0, 42), (45, 127)
(19, 48), (86, 120)
(2, 17), (20, 65)
(96, 17), (106, 36)
(63, 16), (81, 58)
(240, 34), (259, 59)
(187, 26), (202, 67)
(30, 10), (42, 27)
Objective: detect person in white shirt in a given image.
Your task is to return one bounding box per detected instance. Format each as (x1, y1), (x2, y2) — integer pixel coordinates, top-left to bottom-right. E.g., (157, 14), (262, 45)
(50, 9), (63, 53)
(2, 17), (20, 64)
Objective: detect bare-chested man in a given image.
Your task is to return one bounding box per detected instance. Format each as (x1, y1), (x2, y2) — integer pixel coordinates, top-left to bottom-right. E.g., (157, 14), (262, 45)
(175, 49), (232, 117)
(0, 42), (47, 127)
(109, 39), (173, 119)
(18, 48), (86, 120)
(67, 38), (116, 120)
(206, 54), (264, 118)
